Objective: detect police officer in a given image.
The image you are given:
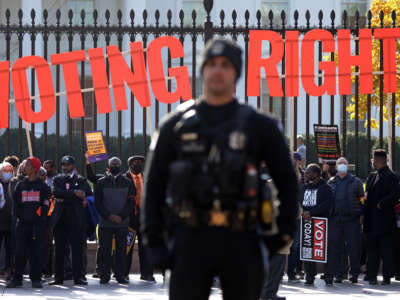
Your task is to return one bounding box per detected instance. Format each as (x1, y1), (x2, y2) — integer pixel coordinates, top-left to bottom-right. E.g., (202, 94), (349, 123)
(6, 157), (50, 289)
(49, 156), (92, 286)
(141, 39), (299, 300)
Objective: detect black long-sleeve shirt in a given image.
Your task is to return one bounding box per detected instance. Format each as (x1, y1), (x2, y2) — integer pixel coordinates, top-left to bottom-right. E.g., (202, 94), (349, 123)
(301, 179), (333, 217)
(141, 99), (299, 245)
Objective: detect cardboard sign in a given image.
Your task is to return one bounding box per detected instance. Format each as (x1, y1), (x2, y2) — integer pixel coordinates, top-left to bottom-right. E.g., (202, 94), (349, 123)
(300, 217), (328, 263)
(314, 124), (341, 159)
(85, 131), (108, 163)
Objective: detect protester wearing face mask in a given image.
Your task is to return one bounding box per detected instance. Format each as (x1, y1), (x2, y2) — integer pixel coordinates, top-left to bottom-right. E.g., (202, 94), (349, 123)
(302, 164), (334, 286)
(95, 157), (136, 284)
(327, 157), (364, 284)
(3, 156), (20, 177)
(124, 156), (154, 281)
(49, 156), (92, 286)
(0, 162), (13, 277)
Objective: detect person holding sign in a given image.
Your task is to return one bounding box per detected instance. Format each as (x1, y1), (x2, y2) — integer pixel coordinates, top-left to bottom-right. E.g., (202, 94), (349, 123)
(95, 157), (135, 284)
(327, 157), (364, 284)
(301, 164), (334, 286)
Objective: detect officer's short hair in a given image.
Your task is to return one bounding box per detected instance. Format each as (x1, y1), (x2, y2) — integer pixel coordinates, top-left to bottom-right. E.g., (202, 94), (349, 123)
(373, 149), (387, 160)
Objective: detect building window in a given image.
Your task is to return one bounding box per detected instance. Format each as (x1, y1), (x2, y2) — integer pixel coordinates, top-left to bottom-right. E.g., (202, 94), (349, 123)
(182, 0), (207, 26)
(72, 77), (94, 135)
(67, 0), (94, 25)
(261, 0), (289, 28)
(341, 0), (368, 27)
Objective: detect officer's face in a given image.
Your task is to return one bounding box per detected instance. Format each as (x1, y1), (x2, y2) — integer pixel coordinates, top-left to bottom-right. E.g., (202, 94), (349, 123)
(202, 56), (236, 96)
(62, 162), (74, 174)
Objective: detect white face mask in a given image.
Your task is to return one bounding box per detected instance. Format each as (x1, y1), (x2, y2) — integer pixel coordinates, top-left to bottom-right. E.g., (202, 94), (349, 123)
(2, 172), (12, 182)
(337, 164), (348, 174)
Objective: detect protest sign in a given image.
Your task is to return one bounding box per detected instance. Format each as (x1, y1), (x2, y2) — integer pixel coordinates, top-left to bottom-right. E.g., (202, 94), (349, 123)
(314, 124), (341, 159)
(85, 131), (108, 163)
(300, 216), (328, 263)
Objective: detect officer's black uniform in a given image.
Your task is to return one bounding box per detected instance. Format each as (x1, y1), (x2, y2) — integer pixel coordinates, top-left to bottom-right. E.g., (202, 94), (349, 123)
(364, 165), (400, 283)
(50, 169), (92, 284)
(11, 177), (50, 285)
(142, 38), (298, 300)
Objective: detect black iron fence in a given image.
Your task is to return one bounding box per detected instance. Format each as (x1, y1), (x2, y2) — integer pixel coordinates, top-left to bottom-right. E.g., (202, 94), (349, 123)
(0, 0), (398, 177)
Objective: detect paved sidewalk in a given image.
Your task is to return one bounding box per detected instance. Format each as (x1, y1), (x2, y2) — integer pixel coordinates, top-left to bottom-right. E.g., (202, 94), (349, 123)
(1, 274), (399, 299)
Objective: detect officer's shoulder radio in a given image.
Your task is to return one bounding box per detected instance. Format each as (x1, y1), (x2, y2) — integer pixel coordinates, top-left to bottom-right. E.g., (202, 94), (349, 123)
(165, 100), (280, 235)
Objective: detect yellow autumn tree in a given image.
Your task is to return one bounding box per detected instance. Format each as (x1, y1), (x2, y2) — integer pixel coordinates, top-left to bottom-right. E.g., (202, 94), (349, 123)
(346, 0), (400, 129)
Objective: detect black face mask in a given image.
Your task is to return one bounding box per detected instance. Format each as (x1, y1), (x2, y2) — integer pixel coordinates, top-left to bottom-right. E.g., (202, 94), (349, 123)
(110, 165), (121, 176)
(131, 164), (143, 174)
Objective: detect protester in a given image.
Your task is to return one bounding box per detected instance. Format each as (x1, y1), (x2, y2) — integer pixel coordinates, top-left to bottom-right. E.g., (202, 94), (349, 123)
(364, 149), (400, 285)
(95, 157), (135, 284)
(0, 162), (13, 277)
(6, 157), (51, 289)
(301, 164), (334, 286)
(124, 155), (154, 281)
(296, 136), (306, 167)
(43, 160), (57, 189)
(49, 156), (92, 286)
(3, 156), (20, 176)
(328, 157), (364, 283)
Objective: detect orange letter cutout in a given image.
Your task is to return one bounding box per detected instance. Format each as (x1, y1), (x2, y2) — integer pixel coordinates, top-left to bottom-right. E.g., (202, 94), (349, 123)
(107, 42), (151, 109)
(285, 31), (299, 97)
(0, 61), (10, 128)
(147, 36), (191, 103)
(88, 48), (113, 114)
(301, 29), (336, 96)
(51, 50), (86, 118)
(247, 30), (284, 97)
(338, 29), (372, 95)
(11, 56), (55, 124)
(374, 28), (400, 93)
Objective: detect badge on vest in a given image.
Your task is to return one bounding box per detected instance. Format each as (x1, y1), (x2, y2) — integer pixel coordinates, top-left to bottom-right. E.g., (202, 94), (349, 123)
(209, 200), (228, 227)
(229, 131), (246, 150)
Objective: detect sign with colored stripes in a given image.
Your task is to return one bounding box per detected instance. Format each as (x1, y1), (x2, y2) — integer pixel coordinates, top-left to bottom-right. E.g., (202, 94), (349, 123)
(314, 124), (341, 159)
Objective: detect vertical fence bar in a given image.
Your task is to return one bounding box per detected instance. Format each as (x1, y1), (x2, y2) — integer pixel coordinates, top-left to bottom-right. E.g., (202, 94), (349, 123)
(244, 11), (249, 107)
(80, 10), (86, 173)
(117, 10), (123, 158)
(293, 10), (299, 150)
(179, 10), (184, 104)
(192, 11), (197, 99)
(269, 11), (273, 114)
(318, 10), (323, 124)
(43, 10), (49, 159)
(67, 10), (73, 155)
(55, 10), (61, 168)
(330, 10), (335, 125)
(17, 10), (23, 158)
(204, 0), (214, 43)
(154, 10), (160, 130)
(391, 11), (396, 171)
(142, 10), (148, 155)
(105, 10), (111, 151)
(30, 9), (36, 154)
(281, 11), (286, 133)
(379, 10), (384, 148)
(342, 10), (348, 158)
(256, 10), (261, 110)
(167, 10), (172, 113)
(367, 10), (372, 174)
(305, 10), (311, 163)
(5, 10), (11, 155)
(130, 10), (135, 154)
(92, 10), (98, 173)
(354, 11), (360, 176)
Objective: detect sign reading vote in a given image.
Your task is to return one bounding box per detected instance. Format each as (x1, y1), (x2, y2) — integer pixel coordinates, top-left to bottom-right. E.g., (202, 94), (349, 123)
(300, 217), (328, 263)
(85, 130), (108, 163)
